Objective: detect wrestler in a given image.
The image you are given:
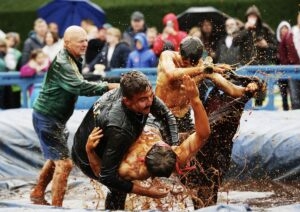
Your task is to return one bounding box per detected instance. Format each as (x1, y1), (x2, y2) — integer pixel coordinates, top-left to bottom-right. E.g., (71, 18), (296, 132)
(85, 75), (210, 181)
(156, 36), (257, 133)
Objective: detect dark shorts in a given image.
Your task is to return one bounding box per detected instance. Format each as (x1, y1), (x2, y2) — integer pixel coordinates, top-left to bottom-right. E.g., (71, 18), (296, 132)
(32, 110), (70, 160)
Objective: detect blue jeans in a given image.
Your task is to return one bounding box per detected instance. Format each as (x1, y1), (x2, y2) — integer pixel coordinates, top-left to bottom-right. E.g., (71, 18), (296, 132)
(32, 110), (70, 160)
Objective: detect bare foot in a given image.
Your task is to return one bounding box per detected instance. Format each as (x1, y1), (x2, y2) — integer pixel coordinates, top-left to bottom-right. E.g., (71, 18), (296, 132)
(30, 190), (50, 205)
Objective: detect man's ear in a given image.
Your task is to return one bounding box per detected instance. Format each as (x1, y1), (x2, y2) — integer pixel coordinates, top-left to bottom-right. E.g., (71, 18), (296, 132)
(122, 96), (130, 107)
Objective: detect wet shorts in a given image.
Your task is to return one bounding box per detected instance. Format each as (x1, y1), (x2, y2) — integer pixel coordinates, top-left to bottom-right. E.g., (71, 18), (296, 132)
(32, 110), (70, 160)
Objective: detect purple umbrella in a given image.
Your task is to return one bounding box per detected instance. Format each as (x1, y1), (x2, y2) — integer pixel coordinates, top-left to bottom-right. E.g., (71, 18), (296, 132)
(37, 0), (106, 37)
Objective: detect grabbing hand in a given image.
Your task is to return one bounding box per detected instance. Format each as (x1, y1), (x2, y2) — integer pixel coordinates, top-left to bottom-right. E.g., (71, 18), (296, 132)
(181, 75), (199, 101)
(86, 127), (103, 152)
(147, 183), (170, 198)
(245, 82), (259, 93)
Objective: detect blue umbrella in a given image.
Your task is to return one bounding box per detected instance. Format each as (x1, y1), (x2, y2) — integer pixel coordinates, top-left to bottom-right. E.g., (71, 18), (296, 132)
(37, 0), (106, 37)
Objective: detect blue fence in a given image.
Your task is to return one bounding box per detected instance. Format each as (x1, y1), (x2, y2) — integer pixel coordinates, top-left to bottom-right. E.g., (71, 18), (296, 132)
(1, 65), (300, 110)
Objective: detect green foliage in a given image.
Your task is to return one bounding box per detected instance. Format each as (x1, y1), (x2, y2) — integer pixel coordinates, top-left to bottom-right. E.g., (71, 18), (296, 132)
(0, 0), (298, 49)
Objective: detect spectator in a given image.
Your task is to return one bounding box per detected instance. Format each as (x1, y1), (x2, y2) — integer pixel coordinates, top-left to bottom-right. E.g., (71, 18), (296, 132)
(0, 38), (8, 109)
(86, 27), (131, 73)
(123, 11), (147, 50)
(153, 13), (187, 57)
(126, 32), (157, 68)
(21, 18), (48, 65)
(29, 26), (118, 207)
(48, 22), (59, 37)
(290, 12), (300, 109)
(42, 31), (62, 62)
(20, 49), (50, 95)
(215, 18), (241, 65)
(21, 49), (49, 77)
(234, 5), (277, 65)
(234, 5), (278, 106)
(81, 19), (98, 40)
(199, 19), (219, 61)
(85, 23), (112, 65)
(146, 27), (158, 49)
(4, 32), (22, 108)
(5, 32), (22, 70)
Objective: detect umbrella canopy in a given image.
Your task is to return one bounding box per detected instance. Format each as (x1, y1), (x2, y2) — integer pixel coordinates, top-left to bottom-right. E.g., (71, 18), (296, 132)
(177, 6), (230, 36)
(37, 0), (106, 37)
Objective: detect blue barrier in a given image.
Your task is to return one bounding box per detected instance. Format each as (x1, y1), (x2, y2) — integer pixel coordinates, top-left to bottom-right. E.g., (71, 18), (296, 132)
(236, 65), (300, 110)
(1, 65), (300, 110)
(0, 71), (44, 108)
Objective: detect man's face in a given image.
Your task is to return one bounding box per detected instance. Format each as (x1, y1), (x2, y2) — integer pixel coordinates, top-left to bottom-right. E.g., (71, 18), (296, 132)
(131, 19), (144, 32)
(123, 87), (154, 115)
(35, 22), (48, 38)
(65, 31), (88, 58)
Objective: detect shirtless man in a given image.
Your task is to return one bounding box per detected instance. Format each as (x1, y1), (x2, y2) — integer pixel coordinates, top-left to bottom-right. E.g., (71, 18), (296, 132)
(156, 36), (258, 132)
(85, 75), (210, 182)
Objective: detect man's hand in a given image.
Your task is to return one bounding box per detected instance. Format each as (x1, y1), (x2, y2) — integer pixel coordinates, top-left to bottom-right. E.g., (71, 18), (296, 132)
(132, 182), (170, 198)
(107, 83), (120, 90)
(86, 127), (103, 152)
(245, 82), (259, 93)
(181, 75), (199, 101)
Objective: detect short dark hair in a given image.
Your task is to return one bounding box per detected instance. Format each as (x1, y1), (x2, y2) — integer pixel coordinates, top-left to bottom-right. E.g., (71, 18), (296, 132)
(145, 142), (177, 178)
(120, 70), (152, 99)
(180, 36), (203, 66)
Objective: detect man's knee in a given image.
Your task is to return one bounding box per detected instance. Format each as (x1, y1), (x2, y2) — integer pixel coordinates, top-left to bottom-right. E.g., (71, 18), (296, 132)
(54, 159), (73, 174)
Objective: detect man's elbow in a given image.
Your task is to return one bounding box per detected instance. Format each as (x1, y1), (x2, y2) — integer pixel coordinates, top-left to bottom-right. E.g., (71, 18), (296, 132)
(201, 125), (211, 142)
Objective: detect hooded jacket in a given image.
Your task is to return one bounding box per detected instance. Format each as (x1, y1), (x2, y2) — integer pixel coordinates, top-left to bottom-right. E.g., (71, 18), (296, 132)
(153, 13), (187, 56)
(21, 32), (45, 65)
(126, 33), (157, 68)
(276, 21), (300, 65)
(234, 5), (278, 65)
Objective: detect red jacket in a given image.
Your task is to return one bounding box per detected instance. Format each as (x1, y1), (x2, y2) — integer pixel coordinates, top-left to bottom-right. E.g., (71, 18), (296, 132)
(278, 32), (300, 65)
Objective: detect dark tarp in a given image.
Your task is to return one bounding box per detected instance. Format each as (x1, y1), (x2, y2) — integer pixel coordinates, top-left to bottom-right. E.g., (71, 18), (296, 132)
(0, 109), (300, 210)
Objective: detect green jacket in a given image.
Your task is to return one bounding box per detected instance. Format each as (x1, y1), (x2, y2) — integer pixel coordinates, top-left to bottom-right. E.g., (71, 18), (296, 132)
(33, 49), (108, 123)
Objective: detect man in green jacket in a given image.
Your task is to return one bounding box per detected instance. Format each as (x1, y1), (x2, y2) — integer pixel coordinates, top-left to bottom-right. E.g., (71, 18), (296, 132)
(30, 25), (118, 207)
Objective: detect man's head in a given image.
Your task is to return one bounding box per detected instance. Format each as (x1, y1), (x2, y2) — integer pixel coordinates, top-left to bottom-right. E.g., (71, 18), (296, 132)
(180, 36), (203, 66)
(34, 18), (48, 38)
(225, 18), (238, 35)
(63, 25), (88, 58)
(121, 71), (153, 115)
(130, 11), (145, 32)
(145, 142), (177, 178)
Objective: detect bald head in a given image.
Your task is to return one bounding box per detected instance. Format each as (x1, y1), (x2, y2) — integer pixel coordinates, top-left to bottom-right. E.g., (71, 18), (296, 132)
(63, 25), (88, 58)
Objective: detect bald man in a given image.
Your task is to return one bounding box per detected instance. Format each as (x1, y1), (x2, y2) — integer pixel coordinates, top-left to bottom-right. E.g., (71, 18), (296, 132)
(30, 25), (118, 207)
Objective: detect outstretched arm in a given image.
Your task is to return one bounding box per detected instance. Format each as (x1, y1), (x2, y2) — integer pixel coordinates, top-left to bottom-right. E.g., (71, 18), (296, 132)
(176, 75), (210, 166)
(204, 72), (259, 98)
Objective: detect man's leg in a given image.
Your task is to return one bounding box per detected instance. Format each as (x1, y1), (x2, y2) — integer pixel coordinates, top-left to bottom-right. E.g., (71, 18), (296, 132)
(30, 160), (55, 205)
(105, 189), (127, 210)
(51, 158), (73, 207)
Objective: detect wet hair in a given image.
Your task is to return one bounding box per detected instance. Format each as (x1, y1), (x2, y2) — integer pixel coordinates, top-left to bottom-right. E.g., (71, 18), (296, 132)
(145, 142), (177, 178)
(180, 36), (203, 66)
(120, 70), (152, 99)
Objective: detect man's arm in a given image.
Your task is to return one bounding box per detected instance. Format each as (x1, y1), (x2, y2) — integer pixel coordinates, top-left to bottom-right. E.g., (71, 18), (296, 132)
(99, 127), (169, 198)
(158, 51), (205, 81)
(150, 96), (179, 145)
(204, 72), (257, 98)
(176, 75), (210, 166)
(86, 127), (102, 177)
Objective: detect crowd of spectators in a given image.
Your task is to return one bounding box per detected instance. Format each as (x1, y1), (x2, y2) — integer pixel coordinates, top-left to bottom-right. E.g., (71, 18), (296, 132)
(0, 5), (299, 110)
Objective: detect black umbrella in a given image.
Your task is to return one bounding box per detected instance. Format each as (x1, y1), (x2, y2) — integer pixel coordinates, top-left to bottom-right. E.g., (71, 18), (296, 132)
(177, 6), (230, 37)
